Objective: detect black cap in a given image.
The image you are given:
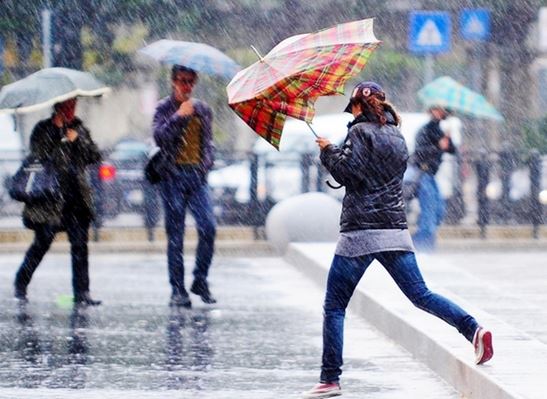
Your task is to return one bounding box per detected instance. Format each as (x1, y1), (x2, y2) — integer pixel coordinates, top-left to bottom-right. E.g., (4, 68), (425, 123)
(343, 81), (385, 113)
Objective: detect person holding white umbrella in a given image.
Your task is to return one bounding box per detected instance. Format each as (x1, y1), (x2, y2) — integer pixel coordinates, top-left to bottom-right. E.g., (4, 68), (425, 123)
(14, 98), (102, 306)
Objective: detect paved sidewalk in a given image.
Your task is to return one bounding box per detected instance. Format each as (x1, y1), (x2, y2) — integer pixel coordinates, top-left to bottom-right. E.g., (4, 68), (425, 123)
(286, 244), (547, 399)
(0, 253), (460, 399)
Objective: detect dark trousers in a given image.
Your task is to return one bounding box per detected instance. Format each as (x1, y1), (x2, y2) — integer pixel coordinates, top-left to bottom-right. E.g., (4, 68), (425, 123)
(160, 167), (216, 296)
(15, 211), (91, 297)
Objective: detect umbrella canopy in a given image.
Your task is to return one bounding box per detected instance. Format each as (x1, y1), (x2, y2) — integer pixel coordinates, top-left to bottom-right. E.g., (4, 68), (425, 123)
(227, 18), (381, 149)
(138, 39), (241, 80)
(0, 67), (111, 114)
(418, 76), (503, 121)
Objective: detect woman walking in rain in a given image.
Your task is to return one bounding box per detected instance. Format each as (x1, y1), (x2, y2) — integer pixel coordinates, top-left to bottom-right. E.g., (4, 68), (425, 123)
(14, 98), (102, 306)
(302, 82), (493, 398)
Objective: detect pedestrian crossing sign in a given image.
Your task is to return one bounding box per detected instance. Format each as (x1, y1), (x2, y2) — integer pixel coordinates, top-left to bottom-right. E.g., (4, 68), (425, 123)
(409, 11), (451, 54)
(460, 9), (491, 41)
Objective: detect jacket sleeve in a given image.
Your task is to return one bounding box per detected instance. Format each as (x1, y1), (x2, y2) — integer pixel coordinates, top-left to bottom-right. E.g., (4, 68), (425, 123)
(29, 122), (54, 162)
(70, 123), (102, 166)
(319, 129), (370, 187)
(415, 122), (455, 158)
(445, 136), (456, 154)
(414, 126), (441, 160)
(198, 101), (215, 173)
(153, 102), (190, 149)
(28, 121), (68, 173)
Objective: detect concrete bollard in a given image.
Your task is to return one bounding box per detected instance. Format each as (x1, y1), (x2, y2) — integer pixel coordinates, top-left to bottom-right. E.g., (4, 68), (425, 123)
(265, 192), (342, 253)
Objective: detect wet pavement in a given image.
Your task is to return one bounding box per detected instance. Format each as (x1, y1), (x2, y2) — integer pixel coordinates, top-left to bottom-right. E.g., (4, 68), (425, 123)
(421, 251), (547, 345)
(287, 244), (547, 399)
(0, 253), (459, 398)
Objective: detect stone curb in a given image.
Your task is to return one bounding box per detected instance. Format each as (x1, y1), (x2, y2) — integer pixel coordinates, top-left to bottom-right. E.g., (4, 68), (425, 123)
(0, 225), (544, 245)
(0, 240), (277, 256)
(0, 236), (544, 256)
(285, 243), (547, 399)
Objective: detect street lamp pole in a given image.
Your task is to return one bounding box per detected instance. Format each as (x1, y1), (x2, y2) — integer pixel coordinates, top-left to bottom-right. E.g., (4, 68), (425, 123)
(41, 9), (52, 68)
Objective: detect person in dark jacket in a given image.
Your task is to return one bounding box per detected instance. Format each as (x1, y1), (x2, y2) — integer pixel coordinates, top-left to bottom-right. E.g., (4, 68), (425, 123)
(302, 82), (492, 399)
(411, 106), (455, 251)
(153, 64), (217, 309)
(14, 98), (102, 306)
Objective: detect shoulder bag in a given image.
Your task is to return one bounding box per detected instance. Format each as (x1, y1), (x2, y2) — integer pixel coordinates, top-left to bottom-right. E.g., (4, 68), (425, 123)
(9, 156), (62, 204)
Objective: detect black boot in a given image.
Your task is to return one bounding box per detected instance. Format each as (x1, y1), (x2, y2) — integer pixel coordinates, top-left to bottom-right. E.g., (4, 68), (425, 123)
(169, 291), (192, 309)
(190, 279), (217, 304)
(74, 292), (102, 307)
(14, 284), (28, 303)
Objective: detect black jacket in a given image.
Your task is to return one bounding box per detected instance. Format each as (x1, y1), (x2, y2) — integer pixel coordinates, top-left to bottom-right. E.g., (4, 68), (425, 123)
(22, 116), (101, 230)
(320, 111), (409, 232)
(412, 119), (455, 176)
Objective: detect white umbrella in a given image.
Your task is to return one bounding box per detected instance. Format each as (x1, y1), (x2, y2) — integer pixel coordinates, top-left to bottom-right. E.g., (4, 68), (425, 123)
(0, 67), (111, 114)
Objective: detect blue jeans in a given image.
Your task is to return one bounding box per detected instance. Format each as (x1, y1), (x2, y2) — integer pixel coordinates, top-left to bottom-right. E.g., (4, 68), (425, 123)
(160, 167), (216, 296)
(413, 173), (445, 251)
(320, 252), (478, 383)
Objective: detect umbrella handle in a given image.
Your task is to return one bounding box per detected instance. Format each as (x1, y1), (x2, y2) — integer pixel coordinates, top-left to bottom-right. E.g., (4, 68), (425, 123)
(250, 45), (264, 62)
(306, 122), (319, 138)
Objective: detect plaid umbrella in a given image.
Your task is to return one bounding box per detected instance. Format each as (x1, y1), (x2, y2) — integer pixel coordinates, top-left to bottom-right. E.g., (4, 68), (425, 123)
(139, 39), (241, 79)
(227, 18), (381, 149)
(418, 76), (503, 121)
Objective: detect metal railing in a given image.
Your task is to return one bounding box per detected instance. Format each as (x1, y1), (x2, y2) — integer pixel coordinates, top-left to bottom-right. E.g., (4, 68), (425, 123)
(0, 149), (544, 240)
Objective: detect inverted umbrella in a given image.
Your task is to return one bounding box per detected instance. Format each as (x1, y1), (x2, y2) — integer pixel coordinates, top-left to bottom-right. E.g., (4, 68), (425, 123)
(138, 39), (241, 80)
(0, 67), (111, 114)
(227, 18), (381, 149)
(418, 76), (503, 121)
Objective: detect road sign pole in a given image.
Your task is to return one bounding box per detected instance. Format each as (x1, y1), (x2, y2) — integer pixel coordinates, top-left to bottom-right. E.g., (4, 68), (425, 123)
(41, 9), (52, 68)
(424, 54), (434, 84)
(469, 44), (484, 92)
(409, 11), (451, 85)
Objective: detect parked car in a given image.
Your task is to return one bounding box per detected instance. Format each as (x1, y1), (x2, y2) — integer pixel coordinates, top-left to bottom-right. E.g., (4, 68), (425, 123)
(209, 112), (464, 225)
(208, 113), (352, 224)
(94, 138), (160, 230)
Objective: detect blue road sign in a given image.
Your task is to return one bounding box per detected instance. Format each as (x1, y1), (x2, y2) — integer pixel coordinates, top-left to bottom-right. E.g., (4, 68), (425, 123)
(460, 9), (491, 41)
(409, 11), (451, 54)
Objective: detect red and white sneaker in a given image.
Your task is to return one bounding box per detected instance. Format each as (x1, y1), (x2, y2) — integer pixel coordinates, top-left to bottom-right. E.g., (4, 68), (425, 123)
(302, 382), (342, 398)
(473, 327), (494, 365)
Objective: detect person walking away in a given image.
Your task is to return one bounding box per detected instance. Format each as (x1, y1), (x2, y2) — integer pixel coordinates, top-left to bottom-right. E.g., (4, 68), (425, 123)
(14, 98), (102, 306)
(302, 82), (493, 398)
(153, 65), (217, 309)
(411, 106), (455, 251)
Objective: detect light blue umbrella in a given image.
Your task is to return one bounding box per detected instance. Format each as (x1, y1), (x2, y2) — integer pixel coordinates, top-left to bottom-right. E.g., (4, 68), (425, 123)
(418, 76), (503, 121)
(0, 67), (111, 114)
(138, 39), (241, 80)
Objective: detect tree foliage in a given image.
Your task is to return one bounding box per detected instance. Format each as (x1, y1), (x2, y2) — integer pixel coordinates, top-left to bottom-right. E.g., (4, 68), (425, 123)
(1, 0), (545, 149)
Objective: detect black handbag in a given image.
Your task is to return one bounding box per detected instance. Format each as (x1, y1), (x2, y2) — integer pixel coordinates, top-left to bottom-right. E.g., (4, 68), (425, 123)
(144, 146), (169, 184)
(9, 156), (62, 204)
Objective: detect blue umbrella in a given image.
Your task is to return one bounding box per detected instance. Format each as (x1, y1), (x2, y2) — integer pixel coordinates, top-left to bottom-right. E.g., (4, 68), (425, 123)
(418, 76), (503, 121)
(138, 39), (241, 80)
(0, 67), (111, 114)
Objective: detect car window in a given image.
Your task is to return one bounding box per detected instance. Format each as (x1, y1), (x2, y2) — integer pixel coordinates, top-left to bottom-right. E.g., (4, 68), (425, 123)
(253, 113), (353, 157)
(110, 141), (148, 160)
